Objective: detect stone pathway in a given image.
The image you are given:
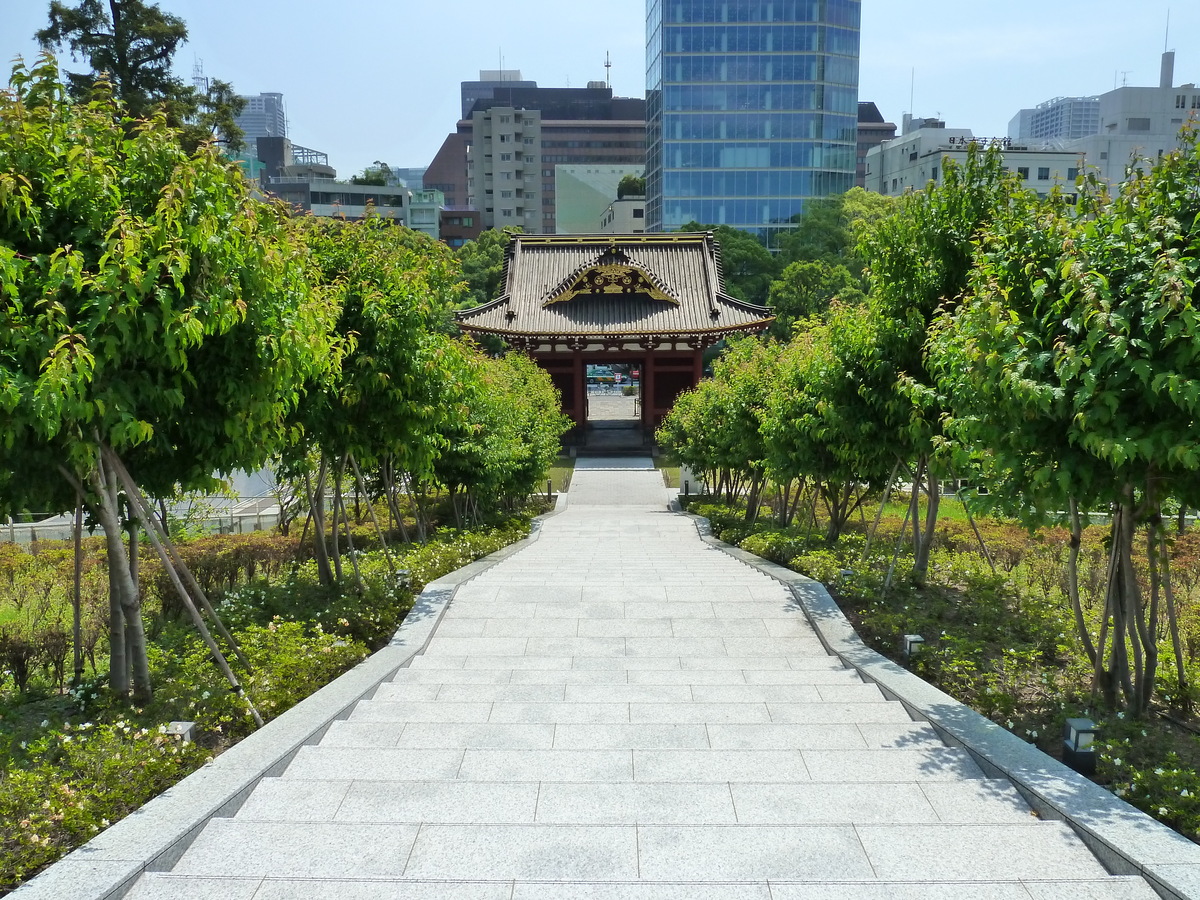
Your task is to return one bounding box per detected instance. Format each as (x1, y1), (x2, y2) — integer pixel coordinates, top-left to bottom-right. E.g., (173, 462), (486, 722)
(127, 459), (1159, 899)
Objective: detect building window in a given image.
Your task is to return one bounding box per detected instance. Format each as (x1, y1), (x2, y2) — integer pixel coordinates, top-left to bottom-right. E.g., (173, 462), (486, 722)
(499, 115), (511, 124)
(500, 208), (513, 218)
(633, 208), (644, 218)
(500, 153), (512, 161)
(1193, 96), (1200, 109)
(1178, 95), (1188, 109)
(1067, 167), (1079, 181)
(931, 166), (939, 180)
(500, 190), (513, 198)
(1127, 118), (1151, 132)
(1017, 167), (1030, 179)
(1037, 167), (1050, 181)
(499, 134), (511, 143)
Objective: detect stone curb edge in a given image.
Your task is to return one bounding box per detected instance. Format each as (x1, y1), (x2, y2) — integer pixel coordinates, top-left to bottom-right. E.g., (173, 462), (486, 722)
(681, 508), (1200, 900)
(11, 493), (569, 900)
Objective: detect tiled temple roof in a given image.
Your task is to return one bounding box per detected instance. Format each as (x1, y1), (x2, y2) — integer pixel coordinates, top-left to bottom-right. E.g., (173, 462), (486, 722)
(457, 233), (773, 339)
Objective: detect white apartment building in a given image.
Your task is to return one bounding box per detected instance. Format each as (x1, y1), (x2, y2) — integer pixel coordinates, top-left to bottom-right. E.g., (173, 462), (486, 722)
(469, 106), (542, 231)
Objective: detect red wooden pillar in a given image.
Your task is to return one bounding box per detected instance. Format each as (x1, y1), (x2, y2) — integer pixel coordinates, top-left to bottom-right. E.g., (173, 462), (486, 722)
(693, 348), (704, 387)
(644, 355), (657, 432)
(572, 351), (586, 430)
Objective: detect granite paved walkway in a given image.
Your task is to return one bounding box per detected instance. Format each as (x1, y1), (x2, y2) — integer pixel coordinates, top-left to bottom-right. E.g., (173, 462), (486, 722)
(128, 459), (1159, 899)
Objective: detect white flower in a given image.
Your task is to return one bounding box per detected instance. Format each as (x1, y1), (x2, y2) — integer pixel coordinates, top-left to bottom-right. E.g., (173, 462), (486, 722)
(1116, 711), (1125, 719)
(1159, 807), (1169, 816)
(40, 720), (48, 728)
(1181, 789), (1191, 798)
(1113, 758), (1123, 767)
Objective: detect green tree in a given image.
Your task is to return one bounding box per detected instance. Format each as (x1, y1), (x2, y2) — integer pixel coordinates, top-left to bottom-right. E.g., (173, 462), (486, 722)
(679, 222), (779, 306)
(617, 173), (646, 198)
(776, 187), (896, 270)
(36, 0), (245, 150)
(294, 216), (465, 577)
(0, 59), (332, 700)
(931, 138), (1200, 715)
(859, 145), (1016, 583)
(766, 260), (864, 337)
(456, 227), (520, 309)
(762, 304), (899, 540)
(657, 338), (779, 517)
(433, 349), (570, 524)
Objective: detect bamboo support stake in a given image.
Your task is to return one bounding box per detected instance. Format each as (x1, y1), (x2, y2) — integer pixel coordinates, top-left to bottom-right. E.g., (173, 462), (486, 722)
(73, 496), (84, 686)
(102, 447), (263, 728)
(104, 449), (251, 671)
(350, 453), (398, 573)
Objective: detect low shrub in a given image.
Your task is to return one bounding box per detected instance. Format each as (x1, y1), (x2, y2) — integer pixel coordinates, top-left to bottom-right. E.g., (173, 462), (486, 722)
(0, 719), (209, 890)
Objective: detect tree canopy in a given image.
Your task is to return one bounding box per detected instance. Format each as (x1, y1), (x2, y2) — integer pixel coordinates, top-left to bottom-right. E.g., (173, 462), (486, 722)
(36, 0), (245, 151)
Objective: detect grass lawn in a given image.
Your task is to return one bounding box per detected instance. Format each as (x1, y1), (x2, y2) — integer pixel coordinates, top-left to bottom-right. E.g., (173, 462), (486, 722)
(547, 456), (576, 493)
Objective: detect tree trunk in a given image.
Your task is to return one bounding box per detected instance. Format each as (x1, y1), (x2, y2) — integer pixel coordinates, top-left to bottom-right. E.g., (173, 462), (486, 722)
(330, 458), (345, 582)
(1158, 519), (1190, 711)
(306, 458), (335, 586)
(1066, 497), (1098, 667)
(90, 457), (151, 703)
(351, 454), (398, 573)
(912, 463), (940, 585)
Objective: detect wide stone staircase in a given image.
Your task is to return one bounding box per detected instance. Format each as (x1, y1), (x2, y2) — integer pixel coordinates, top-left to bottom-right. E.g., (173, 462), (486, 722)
(125, 462), (1159, 899)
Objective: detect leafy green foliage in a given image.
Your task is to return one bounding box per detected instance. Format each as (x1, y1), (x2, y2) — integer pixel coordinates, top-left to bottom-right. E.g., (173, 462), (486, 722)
(1, 717), (208, 889)
(678, 222), (779, 306)
(433, 350), (571, 521)
(455, 227), (520, 309)
(36, 1), (245, 151)
(775, 187), (896, 269)
(617, 173), (646, 198)
(0, 57), (333, 496)
(766, 260), (864, 337)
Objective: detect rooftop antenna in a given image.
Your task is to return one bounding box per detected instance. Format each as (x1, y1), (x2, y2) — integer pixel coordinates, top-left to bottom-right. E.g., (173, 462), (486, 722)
(191, 57), (208, 93)
(908, 67), (915, 117)
(1121, 70), (1131, 86)
(605, 51), (612, 89)
(1165, 9), (1170, 51)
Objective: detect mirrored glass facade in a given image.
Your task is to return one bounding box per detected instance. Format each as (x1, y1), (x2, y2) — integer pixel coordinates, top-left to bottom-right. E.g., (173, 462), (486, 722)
(646, 0), (860, 245)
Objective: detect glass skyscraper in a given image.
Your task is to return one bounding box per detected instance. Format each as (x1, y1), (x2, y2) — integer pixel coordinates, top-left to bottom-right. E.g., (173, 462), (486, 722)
(645, 0), (860, 245)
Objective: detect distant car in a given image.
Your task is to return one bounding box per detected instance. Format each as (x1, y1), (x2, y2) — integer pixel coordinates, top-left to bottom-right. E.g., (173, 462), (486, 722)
(587, 365), (616, 384)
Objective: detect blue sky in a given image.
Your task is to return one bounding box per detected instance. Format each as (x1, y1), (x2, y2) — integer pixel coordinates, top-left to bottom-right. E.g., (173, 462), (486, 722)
(1, 1), (1196, 177)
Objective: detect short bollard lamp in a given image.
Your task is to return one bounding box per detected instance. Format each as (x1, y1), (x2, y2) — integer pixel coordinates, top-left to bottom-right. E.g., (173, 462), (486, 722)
(901, 634), (925, 659)
(1063, 718), (1098, 775)
(165, 721), (196, 743)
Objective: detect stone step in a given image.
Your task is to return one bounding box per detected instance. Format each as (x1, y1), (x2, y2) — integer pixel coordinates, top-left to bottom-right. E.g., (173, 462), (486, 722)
(228, 776), (1038, 828)
(122, 874), (1166, 900)
(345, 697), (916, 726)
(385, 663), (859, 685)
(152, 819), (1113, 884)
(316, 719), (942, 751)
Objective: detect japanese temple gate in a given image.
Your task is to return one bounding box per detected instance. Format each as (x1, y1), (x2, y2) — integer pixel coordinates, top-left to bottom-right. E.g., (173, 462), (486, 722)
(457, 233), (773, 438)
